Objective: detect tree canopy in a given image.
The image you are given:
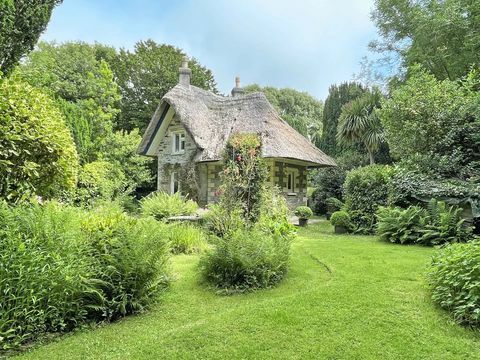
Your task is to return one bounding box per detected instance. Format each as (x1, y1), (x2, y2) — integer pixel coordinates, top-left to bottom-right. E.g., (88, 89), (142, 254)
(244, 84), (323, 146)
(371, 0), (480, 81)
(18, 41), (121, 164)
(379, 65), (480, 179)
(337, 89), (385, 164)
(109, 40), (217, 132)
(0, 0), (62, 75)
(319, 82), (365, 156)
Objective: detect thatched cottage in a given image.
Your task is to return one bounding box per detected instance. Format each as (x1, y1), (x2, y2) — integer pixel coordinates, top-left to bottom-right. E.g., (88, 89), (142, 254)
(138, 57), (336, 208)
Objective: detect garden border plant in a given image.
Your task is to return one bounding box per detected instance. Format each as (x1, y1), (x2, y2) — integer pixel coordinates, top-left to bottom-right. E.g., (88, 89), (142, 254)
(199, 133), (295, 294)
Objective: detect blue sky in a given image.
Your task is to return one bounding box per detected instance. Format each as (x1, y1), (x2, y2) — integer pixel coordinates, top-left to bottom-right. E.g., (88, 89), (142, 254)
(41, 0), (377, 100)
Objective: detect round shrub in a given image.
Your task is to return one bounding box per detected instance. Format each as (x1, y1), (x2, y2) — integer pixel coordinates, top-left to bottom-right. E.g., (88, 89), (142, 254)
(330, 211), (352, 229)
(140, 192), (198, 220)
(0, 77), (78, 202)
(343, 165), (394, 233)
(199, 228), (292, 293)
(294, 206), (313, 220)
(428, 240), (480, 326)
(326, 197), (343, 215)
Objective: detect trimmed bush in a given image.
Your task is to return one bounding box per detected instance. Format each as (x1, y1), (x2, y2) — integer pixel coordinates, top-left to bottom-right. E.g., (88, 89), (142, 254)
(0, 76), (78, 202)
(294, 206), (313, 220)
(199, 227), (292, 294)
(326, 197), (343, 215)
(0, 201), (170, 350)
(140, 192), (198, 220)
(330, 211), (353, 232)
(428, 240), (480, 326)
(166, 223), (208, 254)
(343, 165), (394, 233)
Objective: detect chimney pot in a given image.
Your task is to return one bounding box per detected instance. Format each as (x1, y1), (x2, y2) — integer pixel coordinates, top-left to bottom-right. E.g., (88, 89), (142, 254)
(179, 55), (191, 86)
(231, 75), (244, 97)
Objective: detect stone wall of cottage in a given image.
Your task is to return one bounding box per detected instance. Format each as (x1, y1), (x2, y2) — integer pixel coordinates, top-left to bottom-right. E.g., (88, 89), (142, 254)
(156, 116), (197, 194)
(156, 119), (309, 210)
(206, 163), (223, 204)
(272, 161), (308, 209)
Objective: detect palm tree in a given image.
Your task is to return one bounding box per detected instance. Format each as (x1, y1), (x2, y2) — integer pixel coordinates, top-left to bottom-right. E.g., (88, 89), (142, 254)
(337, 89), (385, 164)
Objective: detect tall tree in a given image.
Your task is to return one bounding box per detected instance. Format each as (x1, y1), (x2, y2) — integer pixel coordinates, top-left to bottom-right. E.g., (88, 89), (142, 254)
(371, 0), (480, 81)
(320, 82), (365, 156)
(108, 40), (217, 132)
(337, 89), (385, 165)
(379, 65), (480, 179)
(244, 84), (323, 146)
(18, 41), (121, 164)
(0, 0), (62, 75)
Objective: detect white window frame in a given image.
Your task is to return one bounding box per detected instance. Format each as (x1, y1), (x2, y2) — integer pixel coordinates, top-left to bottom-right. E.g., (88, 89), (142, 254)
(172, 131), (186, 154)
(170, 171), (180, 194)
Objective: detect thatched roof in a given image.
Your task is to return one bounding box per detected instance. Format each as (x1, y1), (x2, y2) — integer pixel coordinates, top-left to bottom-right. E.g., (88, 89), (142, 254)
(138, 84), (336, 167)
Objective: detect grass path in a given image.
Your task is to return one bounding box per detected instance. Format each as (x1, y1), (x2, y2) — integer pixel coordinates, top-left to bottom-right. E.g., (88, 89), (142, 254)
(17, 222), (480, 359)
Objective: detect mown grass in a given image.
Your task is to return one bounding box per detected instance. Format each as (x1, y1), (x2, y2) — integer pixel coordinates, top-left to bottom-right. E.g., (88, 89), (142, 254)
(15, 221), (480, 359)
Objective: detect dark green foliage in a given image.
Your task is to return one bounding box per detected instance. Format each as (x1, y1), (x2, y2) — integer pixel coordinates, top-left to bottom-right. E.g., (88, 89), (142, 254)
(140, 192), (198, 221)
(199, 227), (292, 294)
(376, 206), (425, 244)
(0, 201), (169, 350)
(244, 84), (323, 145)
(325, 197), (344, 215)
(377, 200), (474, 246)
(0, 0), (62, 75)
(343, 165), (394, 233)
(419, 199), (473, 246)
(428, 240), (480, 326)
(310, 168), (346, 215)
(389, 168), (480, 219)
(330, 211), (353, 230)
(294, 206), (313, 220)
(320, 82), (365, 156)
(0, 76), (78, 202)
(371, 0), (480, 81)
(110, 40), (217, 132)
(337, 88), (386, 164)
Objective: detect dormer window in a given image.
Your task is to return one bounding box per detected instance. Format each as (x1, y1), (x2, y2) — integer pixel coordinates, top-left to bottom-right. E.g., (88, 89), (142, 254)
(172, 132), (186, 154)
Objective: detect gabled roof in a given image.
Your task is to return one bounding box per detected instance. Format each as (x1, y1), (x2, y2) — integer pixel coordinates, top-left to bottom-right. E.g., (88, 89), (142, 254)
(138, 84), (336, 167)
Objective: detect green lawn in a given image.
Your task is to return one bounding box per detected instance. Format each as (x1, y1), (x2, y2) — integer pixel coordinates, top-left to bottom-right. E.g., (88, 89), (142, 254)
(16, 221), (480, 359)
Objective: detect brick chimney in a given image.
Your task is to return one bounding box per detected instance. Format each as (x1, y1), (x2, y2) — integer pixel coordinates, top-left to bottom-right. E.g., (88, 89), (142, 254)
(231, 76), (244, 97)
(179, 56), (191, 86)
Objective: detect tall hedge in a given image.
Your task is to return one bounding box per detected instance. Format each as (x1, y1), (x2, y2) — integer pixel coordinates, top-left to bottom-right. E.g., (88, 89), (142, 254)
(0, 76), (78, 202)
(343, 165), (394, 233)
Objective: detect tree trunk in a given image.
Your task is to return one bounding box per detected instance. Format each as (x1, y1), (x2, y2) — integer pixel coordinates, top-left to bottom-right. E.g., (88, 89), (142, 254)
(369, 150), (375, 165)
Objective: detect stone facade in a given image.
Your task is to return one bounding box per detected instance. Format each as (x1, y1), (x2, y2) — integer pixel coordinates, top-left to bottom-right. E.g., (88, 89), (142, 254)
(156, 117), (309, 209)
(156, 116), (197, 193)
(271, 161), (308, 209)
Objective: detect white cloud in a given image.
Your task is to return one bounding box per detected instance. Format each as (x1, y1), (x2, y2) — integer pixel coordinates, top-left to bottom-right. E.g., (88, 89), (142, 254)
(42, 0), (376, 99)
